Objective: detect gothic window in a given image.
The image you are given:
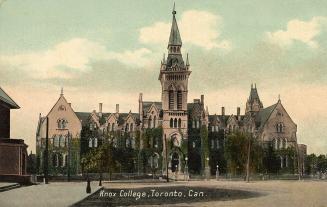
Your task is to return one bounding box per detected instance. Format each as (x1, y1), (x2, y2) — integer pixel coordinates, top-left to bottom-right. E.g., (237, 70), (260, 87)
(64, 154), (67, 167)
(130, 123), (134, 132)
(174, 118), (177, 128)
(169, 90), (174, 110)
(125, 123), (129, 132)
(192, 120), (195, 128)
(113, 138), (117, 148)
(88, 138), (93, 148)
(211, 139), (214, 149)
(216, 139), (220, 149)
(277, 138), (281, 149)
(153, 116), (156, 128)
(211, 126), (214, 132)
(126, 138), (131, 148)
(148, 116), (152, 128)
(54, 136), (59, 147)
(215, 126), (219, 132)
(178, 118), (181, 128)
(177, 90), (182, 110)
(192, 141), (196, 148)
(131, 138), (135, 149)
(170, 118), (173, 128)
(94, 138), (98, 148)
(196, 120), (200, 129)
(59, 135), (65, 147)
(65, 136), (69, 147)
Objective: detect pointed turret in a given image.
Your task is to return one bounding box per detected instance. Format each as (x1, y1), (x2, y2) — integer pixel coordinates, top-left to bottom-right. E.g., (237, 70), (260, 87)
(245, 83), (263, 115)
(168, 3), (182, 48)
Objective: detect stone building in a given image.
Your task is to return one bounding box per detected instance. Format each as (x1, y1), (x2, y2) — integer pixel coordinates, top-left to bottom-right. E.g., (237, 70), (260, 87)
(35, 7), (306, 177)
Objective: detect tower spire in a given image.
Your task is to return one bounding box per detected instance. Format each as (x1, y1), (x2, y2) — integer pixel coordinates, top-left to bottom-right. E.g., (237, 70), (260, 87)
(60, 87), (64, 96)
(186, 53), (190, 66)
(168, 3), (182, 48)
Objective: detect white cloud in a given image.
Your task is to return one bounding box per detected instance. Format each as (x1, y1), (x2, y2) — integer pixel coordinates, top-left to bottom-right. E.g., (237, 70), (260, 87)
(266, 16), (327, 48)
(0, 38), (155, 79)
(139, 10), (231, 50)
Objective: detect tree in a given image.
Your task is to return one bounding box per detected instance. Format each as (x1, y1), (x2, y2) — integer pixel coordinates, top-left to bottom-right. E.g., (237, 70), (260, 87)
(224, 132), (262, 177)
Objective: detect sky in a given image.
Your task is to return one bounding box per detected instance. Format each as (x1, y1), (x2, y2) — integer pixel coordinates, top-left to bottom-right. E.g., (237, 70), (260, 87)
(1, 0), (327, 154)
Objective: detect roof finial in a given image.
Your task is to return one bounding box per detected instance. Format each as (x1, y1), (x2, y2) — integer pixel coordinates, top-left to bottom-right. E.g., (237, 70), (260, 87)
(60, 87), (64, 96)
(278, 94), (281, 101)
(172, 2), (176, 15)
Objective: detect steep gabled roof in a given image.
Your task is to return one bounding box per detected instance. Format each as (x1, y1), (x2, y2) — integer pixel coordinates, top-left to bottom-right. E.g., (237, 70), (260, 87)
(75, 112), (91, 126)
(143, 101), (162, 112)
(255, 103), (278, 127)
(0, 87), (20, 109)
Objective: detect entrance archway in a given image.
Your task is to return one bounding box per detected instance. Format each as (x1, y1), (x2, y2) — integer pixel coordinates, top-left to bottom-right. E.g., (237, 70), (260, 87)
(171, 152), (179, 172)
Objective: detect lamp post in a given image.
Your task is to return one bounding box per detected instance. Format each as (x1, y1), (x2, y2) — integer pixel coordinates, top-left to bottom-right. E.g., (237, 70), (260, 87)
(216, 164), (219, 181)
(205, 157), (210, 180)
(67, 131), (71, 182)
(185, 157), (189, 181)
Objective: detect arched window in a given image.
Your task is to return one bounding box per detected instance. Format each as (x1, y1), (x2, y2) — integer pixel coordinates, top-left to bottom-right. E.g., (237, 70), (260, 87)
(211, 139), (214, 149)
(54, 136), (59, 147)
(169, 90), (174, 110)
(59, 135), (65, 147)
(153, 116), (156, 128)
(216, 139), (220, 149)
(174, 118), (177, 128)
(113, 138), (117, 148)
(94, 138), (98, 148)
(148, 116), (152, 128)
(215, 126), (219, 132)
(277, 138), (281, 149)
(88, 138), (93, 148)
(211, 126), (214, 132)
(177, 90), (182, 110)
(131, 138), (135, 149)
(130, 123), (134, 132)
(126, 124), (129, 132)
(178, 118), (181, 128)
(196, 120), (200, 129)
(112, 123), (115, 131)
(63, 154), (67, 167)
(170, 118), (173, 128)
(192, 120), (195, 128)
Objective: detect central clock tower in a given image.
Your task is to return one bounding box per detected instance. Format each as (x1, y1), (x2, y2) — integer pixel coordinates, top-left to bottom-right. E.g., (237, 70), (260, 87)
(159, 6), (191, 146)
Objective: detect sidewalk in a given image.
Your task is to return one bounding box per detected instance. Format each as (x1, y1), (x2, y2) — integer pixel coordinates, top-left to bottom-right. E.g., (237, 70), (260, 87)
(0, 181), (101, 207)
(0, 182), (20, 192)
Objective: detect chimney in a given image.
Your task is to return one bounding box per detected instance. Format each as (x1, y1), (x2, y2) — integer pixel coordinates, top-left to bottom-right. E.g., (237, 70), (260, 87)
(139, 93), (143, 123)
(116, 104), (119, 114)
(139, 93), (143, 102)
(221, 107), (225, 116)
(237, 107), (240, 116)
(99, 103), (103, 117)
(201, 95), (204, 105)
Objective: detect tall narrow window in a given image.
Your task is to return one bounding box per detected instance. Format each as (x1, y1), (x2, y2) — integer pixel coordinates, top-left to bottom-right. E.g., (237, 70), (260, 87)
(170, 118), (173, 128)
(178, 118), (181, 128)
(108, 123), (111, 132)
(153, 116), (156, 128)
(177, 90), (182, 110)
(174, 118), (177, 128)
(112, 123), (115, 131)
(130, 123), (133, 132)
(88, 138), (93, 148)
(169, 90), (174, 110)
(148, 116), (152, 128)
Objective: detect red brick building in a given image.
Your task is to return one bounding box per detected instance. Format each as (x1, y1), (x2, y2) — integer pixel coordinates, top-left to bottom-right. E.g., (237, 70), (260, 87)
(0, 87), (28, 177)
